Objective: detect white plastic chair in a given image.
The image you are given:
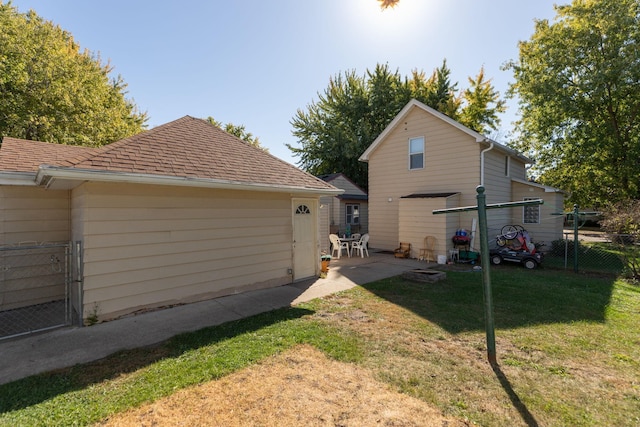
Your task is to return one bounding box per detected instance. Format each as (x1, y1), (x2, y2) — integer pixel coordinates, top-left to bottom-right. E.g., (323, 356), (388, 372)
(351, 233), (369, 258)
(329, 234), (350, 258)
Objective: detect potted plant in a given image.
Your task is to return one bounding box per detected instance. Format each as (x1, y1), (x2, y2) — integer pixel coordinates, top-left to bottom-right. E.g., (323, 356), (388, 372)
(320, 253), (332, 273)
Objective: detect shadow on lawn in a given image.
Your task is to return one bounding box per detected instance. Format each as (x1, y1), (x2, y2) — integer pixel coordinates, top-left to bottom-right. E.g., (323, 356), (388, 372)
(0, 307), (313, 414)
(493, 364), (540, 427)
(361, 266), (617, 334)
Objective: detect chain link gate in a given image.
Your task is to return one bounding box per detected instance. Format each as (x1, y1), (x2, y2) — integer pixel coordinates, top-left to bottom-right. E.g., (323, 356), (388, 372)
(0, 242), (76, 340)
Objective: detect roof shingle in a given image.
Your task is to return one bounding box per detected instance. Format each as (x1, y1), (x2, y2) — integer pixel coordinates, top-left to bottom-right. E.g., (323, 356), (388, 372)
(0, 116), (334, 191)
(0, 137), (95, 172)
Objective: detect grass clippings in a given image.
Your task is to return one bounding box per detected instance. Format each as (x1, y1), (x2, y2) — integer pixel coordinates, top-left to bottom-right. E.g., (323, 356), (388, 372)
(98, 344), (469, 427)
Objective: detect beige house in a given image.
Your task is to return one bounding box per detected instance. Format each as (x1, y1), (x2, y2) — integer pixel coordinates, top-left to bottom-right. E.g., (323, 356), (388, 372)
(359, 99), (565, 260)
(317, 173), (368, 253)
(0, 117), (341, 324)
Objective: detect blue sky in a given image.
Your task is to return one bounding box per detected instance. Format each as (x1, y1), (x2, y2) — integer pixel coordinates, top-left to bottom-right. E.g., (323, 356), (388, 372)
(10, 0), (560, 165)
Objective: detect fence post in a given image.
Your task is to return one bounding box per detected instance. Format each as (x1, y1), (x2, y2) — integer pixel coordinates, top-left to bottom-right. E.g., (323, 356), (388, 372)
(573, 204), (579, 273)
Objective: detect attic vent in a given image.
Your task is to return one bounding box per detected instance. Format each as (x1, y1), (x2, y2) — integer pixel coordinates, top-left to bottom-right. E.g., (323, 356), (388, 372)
(295, 205), (311, 215)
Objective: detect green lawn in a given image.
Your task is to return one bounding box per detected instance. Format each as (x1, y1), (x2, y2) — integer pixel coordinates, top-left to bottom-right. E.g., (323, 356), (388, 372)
(0, 267), (638, 426)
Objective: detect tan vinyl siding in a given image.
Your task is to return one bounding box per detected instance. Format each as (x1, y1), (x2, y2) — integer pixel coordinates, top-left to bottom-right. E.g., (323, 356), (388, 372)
(73, 182), (294, 321)
(0, 186), (70, 245)
(509, 158), (528, 181)
(0, 186), (70, 310)
(319, 195), (331, 253)
(398, 194), (460, 260)
(510, 182), (565, 246)
(355, 202), (368, 234)
(483, 150), (515, 235)
(367, 108), (480, 250)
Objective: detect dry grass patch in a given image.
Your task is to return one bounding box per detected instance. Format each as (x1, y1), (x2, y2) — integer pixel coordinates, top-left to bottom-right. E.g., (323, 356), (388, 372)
(98, 345), (470, 427)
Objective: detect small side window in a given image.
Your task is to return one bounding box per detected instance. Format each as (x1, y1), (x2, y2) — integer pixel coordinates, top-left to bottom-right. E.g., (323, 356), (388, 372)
(346, 204), (360, 225)
(295, 205), (311, 215)
(504, 156), (510, 177)
(523, 197), (540, 224)
(409, 137), (424, 170)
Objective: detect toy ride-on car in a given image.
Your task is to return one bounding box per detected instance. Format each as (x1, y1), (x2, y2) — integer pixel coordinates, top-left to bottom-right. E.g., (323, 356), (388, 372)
(489, 247), (543, 269)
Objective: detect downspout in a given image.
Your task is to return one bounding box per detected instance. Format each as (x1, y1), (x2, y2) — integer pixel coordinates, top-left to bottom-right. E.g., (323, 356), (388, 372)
(480, 140), (495, 186)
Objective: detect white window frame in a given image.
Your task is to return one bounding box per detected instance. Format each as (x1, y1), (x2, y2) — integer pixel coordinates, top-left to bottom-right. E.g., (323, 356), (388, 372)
(523, 197), (540, 224)
(345, 203), (360, 225)
(408, 136), (424, 170)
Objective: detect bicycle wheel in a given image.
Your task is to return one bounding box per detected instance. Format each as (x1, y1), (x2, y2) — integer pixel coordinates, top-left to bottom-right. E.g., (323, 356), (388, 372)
(501, 225), (519, 239)
(496, 236), (507, 246)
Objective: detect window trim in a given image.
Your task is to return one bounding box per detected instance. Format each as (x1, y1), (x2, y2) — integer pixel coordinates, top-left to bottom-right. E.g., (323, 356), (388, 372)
(408, 136), (425, 170)
(345, 203), (360, 225)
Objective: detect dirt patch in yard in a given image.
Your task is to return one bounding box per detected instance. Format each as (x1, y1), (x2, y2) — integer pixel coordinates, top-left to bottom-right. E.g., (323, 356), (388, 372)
(98, 344), (470, 427)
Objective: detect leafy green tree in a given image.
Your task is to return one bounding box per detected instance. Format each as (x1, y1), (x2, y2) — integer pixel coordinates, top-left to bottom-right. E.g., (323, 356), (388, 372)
(506, 0), (640, 206)
(289, 62), (505, 190)
(459, 67), (506, 134)
(205, 117), (267, 151)
(0, 3), (147, 146)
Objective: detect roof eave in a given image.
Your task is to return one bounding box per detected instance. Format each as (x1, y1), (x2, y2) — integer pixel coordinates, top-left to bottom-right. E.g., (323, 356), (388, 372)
(359, 99), (534, 164)
(35, 166), (345, 196)
(0, 171), (38, 186)
(511, 177), (566, 194)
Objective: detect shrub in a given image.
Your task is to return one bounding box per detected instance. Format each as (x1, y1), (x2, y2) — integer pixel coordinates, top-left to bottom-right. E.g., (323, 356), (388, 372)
(600, 200), (640, 280)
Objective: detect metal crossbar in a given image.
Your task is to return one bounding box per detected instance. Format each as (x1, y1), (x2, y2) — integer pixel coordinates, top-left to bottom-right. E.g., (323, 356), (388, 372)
(432, 187), (544, 366)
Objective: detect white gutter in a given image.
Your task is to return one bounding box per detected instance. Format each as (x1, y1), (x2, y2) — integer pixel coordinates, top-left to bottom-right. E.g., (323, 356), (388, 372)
(480, 140), (495, 186)
(0, 172), (38, 186)
(35, 165), (345, 196)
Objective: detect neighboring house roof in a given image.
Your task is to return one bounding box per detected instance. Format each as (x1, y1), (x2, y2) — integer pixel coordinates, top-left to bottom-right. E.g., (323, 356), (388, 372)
(0, 116), (342, 195)
(358, 99), (532, 164)
(318, 172), (368, 200)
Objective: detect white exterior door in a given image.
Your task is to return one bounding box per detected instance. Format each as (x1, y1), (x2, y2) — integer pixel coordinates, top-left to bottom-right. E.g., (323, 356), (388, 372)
(292, 199), (317, 280)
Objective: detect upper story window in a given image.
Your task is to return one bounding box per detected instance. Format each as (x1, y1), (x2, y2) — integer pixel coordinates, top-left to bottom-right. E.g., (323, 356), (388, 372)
(504, 156), (510, 177)
(409, 137), (424, 170)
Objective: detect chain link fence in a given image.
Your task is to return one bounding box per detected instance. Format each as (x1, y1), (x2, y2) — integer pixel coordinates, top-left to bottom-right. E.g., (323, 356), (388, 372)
(543, 231), (633, 276)
(484, 225), (632, 276)
(0, 242), (73, 340)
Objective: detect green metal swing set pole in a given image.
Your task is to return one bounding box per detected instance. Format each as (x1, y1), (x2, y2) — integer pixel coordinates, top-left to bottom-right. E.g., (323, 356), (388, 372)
(433, 186), (543, 366)
(476, 186), (497, 365)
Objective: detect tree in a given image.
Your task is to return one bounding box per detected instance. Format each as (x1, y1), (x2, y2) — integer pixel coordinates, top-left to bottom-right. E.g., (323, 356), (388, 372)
(378, 0), (400, 9)
(0, 3), (147, 146)
(506, 0), (640, 207)
(459, 67), (506, 134)
(205, 117), (267, 151)
(289, 62), (505, 190)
